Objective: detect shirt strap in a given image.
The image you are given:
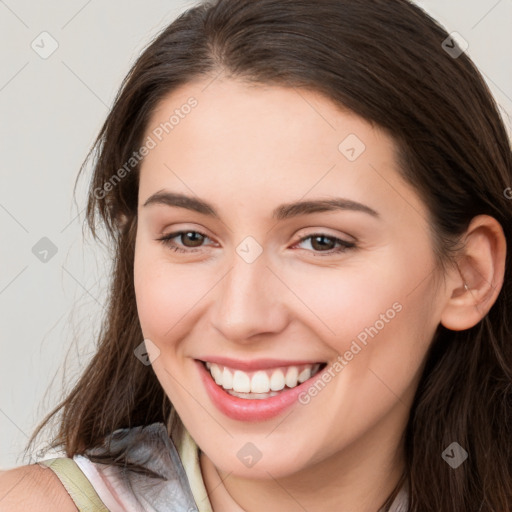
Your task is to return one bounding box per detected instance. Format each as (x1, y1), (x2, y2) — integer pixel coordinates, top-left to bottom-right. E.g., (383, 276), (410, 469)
(38, 457), (109, 512)
(176, 429), (213, 512)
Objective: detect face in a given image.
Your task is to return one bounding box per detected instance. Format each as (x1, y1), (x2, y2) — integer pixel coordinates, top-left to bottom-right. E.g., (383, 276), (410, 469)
(134, 77), (449, 479)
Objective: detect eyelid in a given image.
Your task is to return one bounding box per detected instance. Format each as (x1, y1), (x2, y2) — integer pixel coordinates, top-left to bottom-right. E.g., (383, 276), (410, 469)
(157, 228), (357, 257)
(157, 227), (354, 245)
(294, 227), (357, 243)
(291, 233), (356, 255)
(157, 229), (215, 250)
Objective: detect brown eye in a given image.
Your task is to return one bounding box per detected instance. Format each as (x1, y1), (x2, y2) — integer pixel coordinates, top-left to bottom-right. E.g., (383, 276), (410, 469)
(157, 230), (211, 253)
(179, 231), (205, 247)
(310, 235), (336, 251)
(294, 233), (356, 256)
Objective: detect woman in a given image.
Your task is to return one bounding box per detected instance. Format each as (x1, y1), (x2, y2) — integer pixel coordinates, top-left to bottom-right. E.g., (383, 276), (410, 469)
(1, 0), (511, 510)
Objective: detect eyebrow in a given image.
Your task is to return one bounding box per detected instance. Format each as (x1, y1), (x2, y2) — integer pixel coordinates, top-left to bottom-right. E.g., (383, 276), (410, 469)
(142, 190), (380, 220)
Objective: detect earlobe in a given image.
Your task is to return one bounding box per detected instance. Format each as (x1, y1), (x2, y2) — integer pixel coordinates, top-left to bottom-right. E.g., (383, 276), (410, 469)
(440, 215), (507, 331)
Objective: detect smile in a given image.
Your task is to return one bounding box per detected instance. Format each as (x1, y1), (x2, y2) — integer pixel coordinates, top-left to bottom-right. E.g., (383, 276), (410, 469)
(196, 358), (328, 421)
(204, 361), (324, 398)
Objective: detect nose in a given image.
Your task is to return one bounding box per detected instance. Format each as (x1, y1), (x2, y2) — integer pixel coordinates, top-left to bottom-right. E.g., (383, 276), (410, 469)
(209, 249), (289, 343)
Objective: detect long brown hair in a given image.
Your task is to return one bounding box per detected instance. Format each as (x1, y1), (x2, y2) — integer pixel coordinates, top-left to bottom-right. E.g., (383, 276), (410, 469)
(26, 0), (512, 509)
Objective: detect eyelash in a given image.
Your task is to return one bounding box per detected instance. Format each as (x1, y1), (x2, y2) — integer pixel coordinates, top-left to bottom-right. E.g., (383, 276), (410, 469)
(156, 230), (356, 257)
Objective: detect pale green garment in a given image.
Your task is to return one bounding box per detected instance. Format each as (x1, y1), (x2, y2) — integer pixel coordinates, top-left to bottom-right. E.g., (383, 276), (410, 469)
(38, 457), (109, 511)
(178, 427), (214, 512)
(39, 423), (212, 512)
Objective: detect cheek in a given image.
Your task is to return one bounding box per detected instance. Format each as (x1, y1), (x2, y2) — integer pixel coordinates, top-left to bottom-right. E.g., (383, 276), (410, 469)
(282, 257), (409, 348)
(134, 244), (213, 341)
(286, 248), (438, 377)
(293, 275), (436, 462)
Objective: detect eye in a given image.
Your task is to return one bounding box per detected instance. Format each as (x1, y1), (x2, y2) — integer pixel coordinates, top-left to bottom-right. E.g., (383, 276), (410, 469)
(292, 233), (356, 256)
(157, 230), (213, 253)
(156, 230), (356, 257)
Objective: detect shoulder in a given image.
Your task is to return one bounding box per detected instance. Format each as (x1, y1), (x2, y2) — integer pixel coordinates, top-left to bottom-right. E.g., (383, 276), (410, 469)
(0, 464), (78, 511)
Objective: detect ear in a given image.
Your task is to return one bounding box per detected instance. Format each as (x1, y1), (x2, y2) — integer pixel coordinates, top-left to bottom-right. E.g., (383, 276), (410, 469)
(440, 214), (507, 331)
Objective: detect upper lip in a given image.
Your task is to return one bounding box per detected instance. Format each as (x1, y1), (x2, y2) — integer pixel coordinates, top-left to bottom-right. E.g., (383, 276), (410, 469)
(198, 356), (325, 371)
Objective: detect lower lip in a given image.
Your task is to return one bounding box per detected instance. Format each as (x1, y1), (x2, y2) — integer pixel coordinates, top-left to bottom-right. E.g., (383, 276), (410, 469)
(196, 360), (319, 422)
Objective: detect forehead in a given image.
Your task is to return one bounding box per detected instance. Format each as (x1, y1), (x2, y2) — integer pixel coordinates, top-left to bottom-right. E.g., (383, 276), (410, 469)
(141, 78), (380, 172)
(137, 78), (425, 223)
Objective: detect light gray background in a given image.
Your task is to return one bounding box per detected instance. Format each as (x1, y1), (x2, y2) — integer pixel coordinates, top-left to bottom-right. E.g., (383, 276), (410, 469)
(1, 0), (511, 469)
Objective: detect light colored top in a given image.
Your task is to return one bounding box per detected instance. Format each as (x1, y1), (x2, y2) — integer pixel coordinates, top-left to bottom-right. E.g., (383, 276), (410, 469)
(39, 422), (408, 511)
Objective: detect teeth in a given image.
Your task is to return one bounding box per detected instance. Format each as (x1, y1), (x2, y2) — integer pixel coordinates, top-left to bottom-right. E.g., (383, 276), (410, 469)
(269, 369), (285, 391)
(251, 371), (269, 393)
(211, 364), (222, 385)
(222, 367), (233, 390)
(285, 366), (299, 388)
(205, 362), (322, 395)
(298, 367), (311, 383)
(233, 370), (251, 392)
(228, 390), (281, 399)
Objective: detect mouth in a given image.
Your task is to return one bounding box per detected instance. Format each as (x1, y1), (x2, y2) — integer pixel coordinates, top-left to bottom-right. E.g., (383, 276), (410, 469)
(202, 360), (326, 399)
(195, 358), (328, 421)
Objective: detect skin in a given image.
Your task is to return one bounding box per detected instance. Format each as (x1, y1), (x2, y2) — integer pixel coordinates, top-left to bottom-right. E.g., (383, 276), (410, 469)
(133, 77), (506, 511)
